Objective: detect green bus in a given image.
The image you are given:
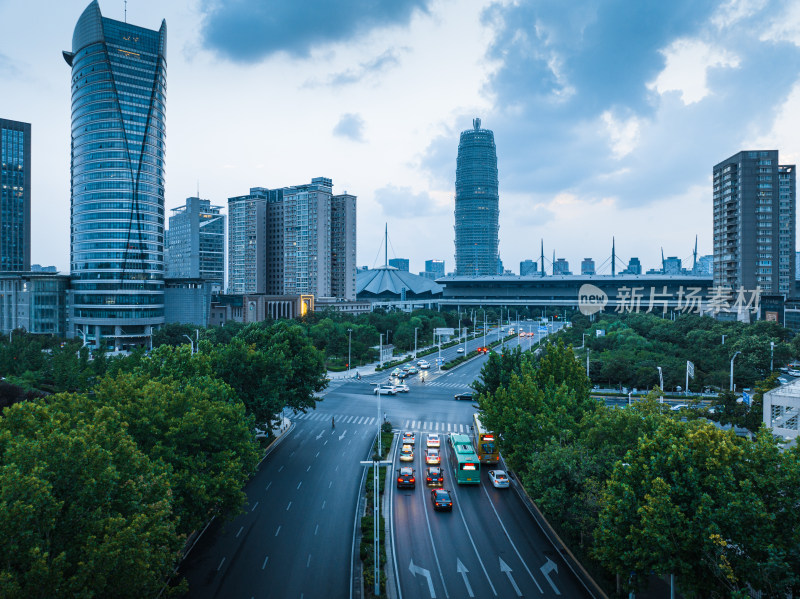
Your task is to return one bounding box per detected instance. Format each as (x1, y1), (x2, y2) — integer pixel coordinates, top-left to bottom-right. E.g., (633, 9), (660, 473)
(448, 433), (480, 484)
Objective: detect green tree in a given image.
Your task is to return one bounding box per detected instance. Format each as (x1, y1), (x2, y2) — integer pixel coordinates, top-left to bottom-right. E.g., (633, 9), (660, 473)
(0, 394), (180, 598)
(93, 371), (260, 535)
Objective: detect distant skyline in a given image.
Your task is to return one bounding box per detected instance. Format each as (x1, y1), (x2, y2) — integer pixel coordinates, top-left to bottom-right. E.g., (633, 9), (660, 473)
(2, 0), (799, 274)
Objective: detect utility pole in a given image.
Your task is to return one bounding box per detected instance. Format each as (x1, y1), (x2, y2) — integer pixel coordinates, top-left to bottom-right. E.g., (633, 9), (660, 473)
(414, 327), (418, 359)
(348, 328), (353, 377)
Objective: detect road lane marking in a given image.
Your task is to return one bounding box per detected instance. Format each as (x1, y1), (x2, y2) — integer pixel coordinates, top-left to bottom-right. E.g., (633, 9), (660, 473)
(236, 526), (243, 538)
(266, 482), (272, 492)
(409, 560), (436, 598)
(286, 502), (292, 511)
(329, 481), (333, 488)
(457, 559), (475, 597)
(275, 526), (281, 536)
(500, 558), (522, 596)
(481, 482), (543, 592)
(540, 557), (561, 595)
(307, 554), (312, 567)
(217, 557), (226, 571)
(314, 524), (319, 535)
(315, 451), (320, 458)
(251, 501), (259, 511)
(278, 465), (284, 472)
(324, 440), (328, 445)
(262, 556), (269, 569)
(322, 500), (326, 510)
(307, 465), (311, 472)
(297, 482), (302, 490)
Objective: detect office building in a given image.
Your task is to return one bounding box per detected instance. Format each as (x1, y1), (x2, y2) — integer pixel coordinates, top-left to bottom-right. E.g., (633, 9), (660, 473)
(693, 254), (713, 277)
(553, 258), (571, 275)
(713, 150), (796, 294)
(0, 272), (70, 336)
(454, 118), (499, 276)
(621, 257), (642, 275)
(520, 260), (538, 276)
(0, 118), (31, 272)
(581, 258), (595, 275)
(228, 190), (266, 294)
(663, 256), (682, 275)
(64, 2), (167, 350)
(166, 197), (225, 288)
(388, 258), (409, 272)
(331, 193), (357, 300)
(425, 259), (445, 279)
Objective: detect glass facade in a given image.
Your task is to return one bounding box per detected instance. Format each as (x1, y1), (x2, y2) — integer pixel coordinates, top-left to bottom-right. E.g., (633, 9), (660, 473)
(64, 1), (167, 349)
(454, 118), (499, 276)
(0, 119), (31, 272)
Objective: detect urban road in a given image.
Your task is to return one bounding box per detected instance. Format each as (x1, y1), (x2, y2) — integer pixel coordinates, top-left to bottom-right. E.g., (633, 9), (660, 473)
(179, 325), (593, 598)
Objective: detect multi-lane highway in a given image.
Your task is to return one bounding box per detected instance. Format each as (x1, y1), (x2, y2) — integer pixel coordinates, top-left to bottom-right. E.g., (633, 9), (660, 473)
(179, 323), (591, 598)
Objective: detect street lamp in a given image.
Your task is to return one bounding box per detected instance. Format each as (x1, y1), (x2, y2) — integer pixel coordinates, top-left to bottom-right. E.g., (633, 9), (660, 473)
(75, 328), (87, 348)
(414, 327), (419, 359)
(657, 366), (664, 402)
(379, 333), (384, 368)
(347, 328), (353, 378)
(770, 341), (774, 372)
(182, 334), (196, 355)
(730, 351), (742, 391)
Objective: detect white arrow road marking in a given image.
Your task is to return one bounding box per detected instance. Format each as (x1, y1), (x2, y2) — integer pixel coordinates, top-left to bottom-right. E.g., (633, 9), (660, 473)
(456, 559), (474, 597)
(539, 557), (561, 595)
(409, 559), (436, 598)
(339, 430), (347, 441)
(499, 558), (522, 597)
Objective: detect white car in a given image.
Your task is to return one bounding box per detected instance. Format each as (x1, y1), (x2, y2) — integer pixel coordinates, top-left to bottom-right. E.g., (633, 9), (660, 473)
(418, 361), (430, 369)
(427, 434), (440, 448)
(373, 385), (397, 395)
(670, 404), (688, 411)
(488, 470), (510, 488)
(457, 347), (464, 353)
(425, 449), (440, 465)
(789, 369), (800, 377)
(394, 383), (410, 393)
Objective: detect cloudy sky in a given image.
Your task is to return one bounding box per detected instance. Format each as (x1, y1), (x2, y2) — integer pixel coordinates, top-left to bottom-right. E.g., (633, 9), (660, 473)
(2, 0), (800, 276)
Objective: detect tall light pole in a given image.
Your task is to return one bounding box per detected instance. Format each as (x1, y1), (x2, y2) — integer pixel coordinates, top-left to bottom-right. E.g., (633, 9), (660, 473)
(347, 328), (353, 377)
(730, 351), (742, 391)
(182, 334), (196, 355)
(75, 328), (87, 348)
(657, 366), (664, 402)
(770, 341), (774, 372)
(414, 327), (418, 359)
(483, 311), (487, 350)
(379, 333), (384, 368)
(586, 348), (590, 378)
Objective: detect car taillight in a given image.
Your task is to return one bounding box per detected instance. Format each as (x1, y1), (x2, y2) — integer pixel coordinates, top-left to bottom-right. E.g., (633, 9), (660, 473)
(397, 478), (402, 483)
(410, 478), (415, 483)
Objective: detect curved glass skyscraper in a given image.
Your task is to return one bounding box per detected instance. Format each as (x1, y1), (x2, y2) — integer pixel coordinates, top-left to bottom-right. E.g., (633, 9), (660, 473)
(454, 118), (499, 276)
(64, 1), (166, 350)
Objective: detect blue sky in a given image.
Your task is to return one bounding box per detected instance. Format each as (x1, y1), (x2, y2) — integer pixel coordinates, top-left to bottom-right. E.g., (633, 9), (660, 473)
(2, 0), (799, 275)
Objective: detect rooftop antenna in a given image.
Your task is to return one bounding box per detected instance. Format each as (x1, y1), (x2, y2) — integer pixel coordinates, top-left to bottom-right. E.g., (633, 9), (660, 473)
(124, 0), (127, 22)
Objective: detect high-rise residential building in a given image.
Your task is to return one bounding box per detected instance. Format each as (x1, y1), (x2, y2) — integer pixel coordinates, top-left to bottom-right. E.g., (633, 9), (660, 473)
(283, 178), (332, 297)
(713, 151), (796, 294)
(227, 189), (266, 294)
(64, 2), (167, 350)
(425, 259), (445, 278)
(166, 197), (225, 287)
(331, 193), (357, 300)
(454, 118), (499, 276)
(581, 258), (595, 275)
(520, 259), (538, 276)
(388, 258), (409, 272)
(0, 118), (31, 272)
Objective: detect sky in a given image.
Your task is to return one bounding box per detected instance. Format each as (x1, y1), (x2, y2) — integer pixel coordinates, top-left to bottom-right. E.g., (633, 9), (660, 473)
(2, 0), (800, 276)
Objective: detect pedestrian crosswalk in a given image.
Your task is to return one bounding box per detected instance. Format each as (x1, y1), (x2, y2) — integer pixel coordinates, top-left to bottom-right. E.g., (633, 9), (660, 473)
(345, 379), (470, 390)
(290, 411), (470, 434)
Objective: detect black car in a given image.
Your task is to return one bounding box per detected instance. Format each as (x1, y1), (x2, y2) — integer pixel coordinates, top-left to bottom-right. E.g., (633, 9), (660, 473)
(431, 489), (453, 511)
(454, 392), (473, 401)
(425, 466), (443, 487)
(397, 467), (416, 489)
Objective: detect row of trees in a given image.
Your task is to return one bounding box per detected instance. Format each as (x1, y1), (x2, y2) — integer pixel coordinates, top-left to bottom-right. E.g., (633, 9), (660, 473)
(475, 342), (800, 597)
(560, 312), (796, 392)
(0, 321), (327, 597)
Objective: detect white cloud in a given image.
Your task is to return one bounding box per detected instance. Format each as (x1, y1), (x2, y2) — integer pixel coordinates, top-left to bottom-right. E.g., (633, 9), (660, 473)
(760, 1), (800, 46)
(601, 110), (643, 159)
(712, 0), (769, 29)
(647, 38), (740, 105)
(747, 80), (800, 165)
